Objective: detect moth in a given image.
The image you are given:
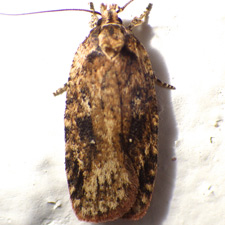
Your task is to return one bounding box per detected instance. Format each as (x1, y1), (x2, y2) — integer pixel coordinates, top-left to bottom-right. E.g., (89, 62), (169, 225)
(53, 0), (175, 222)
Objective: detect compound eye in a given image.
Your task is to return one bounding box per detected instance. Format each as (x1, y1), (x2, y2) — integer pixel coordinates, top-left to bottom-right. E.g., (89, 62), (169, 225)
(97, 19), (102, 26)
(118, 17), (122, 24)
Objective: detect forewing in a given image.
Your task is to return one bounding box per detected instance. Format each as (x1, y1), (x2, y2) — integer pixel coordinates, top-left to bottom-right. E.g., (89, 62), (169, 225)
(64, 28), (139, 222)
(120, 34), (159, 219)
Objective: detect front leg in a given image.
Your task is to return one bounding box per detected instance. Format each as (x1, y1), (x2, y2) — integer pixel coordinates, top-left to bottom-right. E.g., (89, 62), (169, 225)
(53, 82), (68, 96)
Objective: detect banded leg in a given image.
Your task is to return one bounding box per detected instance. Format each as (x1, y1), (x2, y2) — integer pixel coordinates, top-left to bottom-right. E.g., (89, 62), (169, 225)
(127, 3), (152, 30)
(53, 82), (69, 96)
(152, 73), (176, 90)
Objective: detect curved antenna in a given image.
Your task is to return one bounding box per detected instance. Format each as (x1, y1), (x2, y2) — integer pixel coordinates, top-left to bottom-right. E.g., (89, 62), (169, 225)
(0, 8), (101, 16)
(117, 0), (134, 13)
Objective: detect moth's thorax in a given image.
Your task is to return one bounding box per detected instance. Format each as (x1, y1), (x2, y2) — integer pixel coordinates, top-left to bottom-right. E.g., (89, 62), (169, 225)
(98, 4), (125, 60)
(98, 24), (125, 59)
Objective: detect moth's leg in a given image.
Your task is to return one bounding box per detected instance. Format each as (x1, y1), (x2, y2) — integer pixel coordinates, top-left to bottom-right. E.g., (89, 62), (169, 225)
(89, 2), (98, 28)
(53, 82), (69, 96)
(127, 3), (152, 30)
(152, 73), (176, 90)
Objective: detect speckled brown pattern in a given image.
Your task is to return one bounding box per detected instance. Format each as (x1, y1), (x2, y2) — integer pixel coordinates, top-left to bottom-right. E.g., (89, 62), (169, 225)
(54, 1), (175, 222)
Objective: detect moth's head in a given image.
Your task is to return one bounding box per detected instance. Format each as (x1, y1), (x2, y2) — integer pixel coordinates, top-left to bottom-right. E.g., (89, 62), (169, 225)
(97, 4), (122, 26)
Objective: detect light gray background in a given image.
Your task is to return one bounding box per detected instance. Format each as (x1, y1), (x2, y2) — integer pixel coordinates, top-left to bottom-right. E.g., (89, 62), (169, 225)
(0, 0), (224, 224)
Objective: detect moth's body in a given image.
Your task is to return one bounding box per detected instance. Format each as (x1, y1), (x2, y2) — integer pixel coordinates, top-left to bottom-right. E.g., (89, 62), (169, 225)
(54, 1), (174, 223)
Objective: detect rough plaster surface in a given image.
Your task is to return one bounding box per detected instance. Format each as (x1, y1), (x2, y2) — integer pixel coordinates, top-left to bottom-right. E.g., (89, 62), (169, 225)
(0, 0), (224, 224)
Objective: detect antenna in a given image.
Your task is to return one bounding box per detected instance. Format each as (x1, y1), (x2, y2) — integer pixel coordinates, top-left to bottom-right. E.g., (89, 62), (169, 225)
(0, 8), (101, 16)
